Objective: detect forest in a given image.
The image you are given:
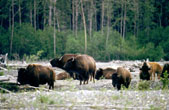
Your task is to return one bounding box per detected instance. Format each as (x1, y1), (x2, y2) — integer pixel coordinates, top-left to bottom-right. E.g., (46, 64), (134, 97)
(0, 0), (169, 61)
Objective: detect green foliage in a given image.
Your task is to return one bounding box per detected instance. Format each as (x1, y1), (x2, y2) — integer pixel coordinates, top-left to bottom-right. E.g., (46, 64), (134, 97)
(138, 80), (151, 90)
(160, 71), (169, 89)
(0, 72), (4, 76)
(38, 95), (55, 105)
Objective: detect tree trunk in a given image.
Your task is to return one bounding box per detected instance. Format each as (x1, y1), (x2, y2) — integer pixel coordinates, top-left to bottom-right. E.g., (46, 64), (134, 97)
(43, 0), (46, 30)
(94, 1), (97, 31)
(120, 0), (123, 36)
(53, 0), (56, 57)
(49, 0), (52, 26)
(56, 11), (60, 32)
(101, 0), (105, 34)
(30, 2), (32, 26)
(18, 0), (22, 26)
(75, 0), (79, 37)
(105, 2), (110, 48)
(72, 0), (75, 33)
(34, 0), (36, 30)
(9, 6), (11, 28)
(80, 0), (87, 54)
(89, 0), (93, 38)
(10, 0), (14, 58)
(122, 0), (126, 39)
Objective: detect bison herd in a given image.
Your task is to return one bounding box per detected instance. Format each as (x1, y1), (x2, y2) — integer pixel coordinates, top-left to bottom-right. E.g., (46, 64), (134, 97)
(17, 54), (169, 90)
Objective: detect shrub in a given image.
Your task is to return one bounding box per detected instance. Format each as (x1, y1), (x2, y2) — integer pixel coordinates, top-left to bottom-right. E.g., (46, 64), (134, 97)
(0, 72), (4, 76)
(138, 80), (151, 90)
(160, 71), (169, 89)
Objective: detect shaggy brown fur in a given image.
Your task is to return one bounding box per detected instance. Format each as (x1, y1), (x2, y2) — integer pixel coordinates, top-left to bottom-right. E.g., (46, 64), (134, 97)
(95, 68), (116, 80)
(112, 67), (132, 90)
(64, 54), (96, 85)
(17, 64), (56, 89)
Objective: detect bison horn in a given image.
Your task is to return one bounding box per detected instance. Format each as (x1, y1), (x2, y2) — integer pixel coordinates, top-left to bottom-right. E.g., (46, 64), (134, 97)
(59, 56), (63, 61)
(72, 57), (74, 61)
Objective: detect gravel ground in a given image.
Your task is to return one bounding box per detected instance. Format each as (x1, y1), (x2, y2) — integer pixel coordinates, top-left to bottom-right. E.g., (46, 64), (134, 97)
(0, 60), (169, 109)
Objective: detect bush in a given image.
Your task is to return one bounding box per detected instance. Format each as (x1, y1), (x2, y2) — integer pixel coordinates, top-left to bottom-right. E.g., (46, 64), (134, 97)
(138, 80), (151, 90)
(160, 71), (169, 89)
(0, 72), (4, 76)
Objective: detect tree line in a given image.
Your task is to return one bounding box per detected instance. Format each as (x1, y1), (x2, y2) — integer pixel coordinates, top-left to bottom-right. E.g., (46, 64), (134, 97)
(0, 0), (169, 61)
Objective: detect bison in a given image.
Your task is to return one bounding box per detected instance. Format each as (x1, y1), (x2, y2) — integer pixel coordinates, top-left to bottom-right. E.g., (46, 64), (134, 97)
(112, 67), (132, 90)
(50, 54), (77, 69)
(17, 64), (56, 89)
(161, 63), (169, 78)
(55, 72), (71, 80)
(140, 61), (162, 80)
(63, 54), (96, 85)
(139, 61), (151, 80)
(95, 68), (116, 80)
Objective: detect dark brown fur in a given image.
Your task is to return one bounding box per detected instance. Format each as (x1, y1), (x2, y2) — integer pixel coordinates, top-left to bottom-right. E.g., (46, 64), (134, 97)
(17, 64), (56, 89)
(112, 67), (132, 90)
(50, 54), (77, 69)
(95, 68), (116, 80)
(161, 63), (169, 78)
(64, 54), (96, 85)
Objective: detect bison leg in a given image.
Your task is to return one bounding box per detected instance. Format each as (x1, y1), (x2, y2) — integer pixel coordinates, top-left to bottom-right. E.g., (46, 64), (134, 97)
(49, 81), (54, 89)
(92, 72), (95, 83)
(80, 80), (82, 85)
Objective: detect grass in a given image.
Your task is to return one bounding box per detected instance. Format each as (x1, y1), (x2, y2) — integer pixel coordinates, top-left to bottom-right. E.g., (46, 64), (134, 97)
(0, 71), (4, 76)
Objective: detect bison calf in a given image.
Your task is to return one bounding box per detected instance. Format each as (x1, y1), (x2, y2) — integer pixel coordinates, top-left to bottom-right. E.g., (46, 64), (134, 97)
(95, 68), (116, 80)
(56, 72), (71, 80)
(112, 67), (132, 90)
(17, 64), (56, 89)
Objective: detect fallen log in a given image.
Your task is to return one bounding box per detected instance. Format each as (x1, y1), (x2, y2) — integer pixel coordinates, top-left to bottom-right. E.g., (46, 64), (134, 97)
(0, 87), (13, 93)
(0, 76), (10, 82)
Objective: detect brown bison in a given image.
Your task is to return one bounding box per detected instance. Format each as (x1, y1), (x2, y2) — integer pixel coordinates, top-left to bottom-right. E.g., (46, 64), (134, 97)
(17, 64), (56, 89)
(95, 68), (116, 80)
(63, 54), (96, 85)
(55, 72), (71, 80)
(50, 54), (77, 69)
(161, 63), (169, 78)
(112, 67), (132, 90)
(140, 61), (162, 80)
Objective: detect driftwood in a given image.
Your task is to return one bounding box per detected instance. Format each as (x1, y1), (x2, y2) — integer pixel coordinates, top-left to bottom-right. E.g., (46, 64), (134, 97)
(0, 76), (10, 82)
(0, 87), (13, 93)
(0, 66), (7, 70)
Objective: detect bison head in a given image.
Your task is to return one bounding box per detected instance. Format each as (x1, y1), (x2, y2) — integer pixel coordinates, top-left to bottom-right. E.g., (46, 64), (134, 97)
(95, 68), (103, 80)
(17, 68), (28, 85)
(63, 58), (76, 78)
(50, 58), (63, 68)
(139, 62), (151, 80)
(112, 73), (121, 90)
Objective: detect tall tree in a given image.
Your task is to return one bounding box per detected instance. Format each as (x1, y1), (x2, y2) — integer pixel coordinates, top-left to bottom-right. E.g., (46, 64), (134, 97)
(122, 0), (127, 39)
(48, 0), (52, 26)
(10, 0), (14, 58)
(53, 0), (56, 56)
(89, 0), (94, 38)
(101, 0), (105, 34)
(34, 0), (36, 30)
(75, 0), (79, 37)
(80, 0), (87, 53)
(18, 0), (22, 26)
